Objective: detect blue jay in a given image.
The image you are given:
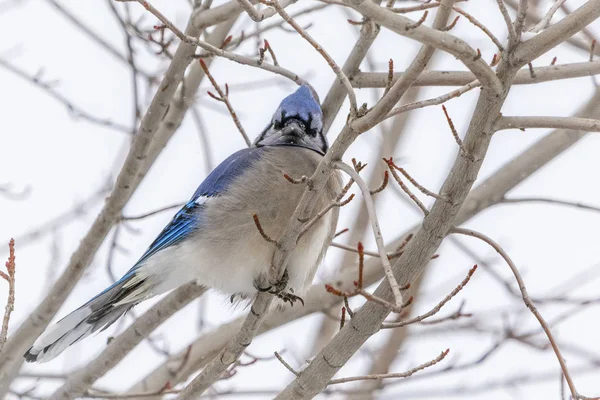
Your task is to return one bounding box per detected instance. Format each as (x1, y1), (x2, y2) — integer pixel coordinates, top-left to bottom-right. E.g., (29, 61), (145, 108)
(24, 84), (342, 363)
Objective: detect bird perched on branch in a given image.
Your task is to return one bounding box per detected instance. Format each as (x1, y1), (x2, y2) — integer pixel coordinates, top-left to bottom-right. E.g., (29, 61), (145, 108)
(24, 84), (342, 363)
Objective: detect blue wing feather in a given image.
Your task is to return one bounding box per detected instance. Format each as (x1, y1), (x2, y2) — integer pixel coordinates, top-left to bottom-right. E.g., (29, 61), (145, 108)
(128, 147), (264, 273)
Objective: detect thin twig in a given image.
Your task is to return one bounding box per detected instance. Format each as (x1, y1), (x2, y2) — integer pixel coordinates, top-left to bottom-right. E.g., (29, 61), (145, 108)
(334, 161), (403, 308)
(496, 0), (517, 45)
(512, 0), (528, 46)
(384, 59), (394, 96)
(252, 214), (279, 245)
(198, 59), (251, 146)
(528, 62), (536, 78)
(0, 239), (16, 351)
(453, 7), (504, 51)
(121, 203), (184, 221)
(260, 0), (358, 117)
(299, 194), (355, 238)
(383, 158), (429, 215)
(0, 58), (132, 134)
(386, 159), (447, 200)
(122, 0), (305, 84)
(440, 15), (460, 32)
(527, 0), (567, 33)
(264, 39), (279, 66)
(441, 105), (467, 155)
(385, 80), (480, 120)
(329, 349), (450, 384)
(451, 227), (587, 400)
(382, 265), (477, 328)
(370, 171), (389, 195)
(390, 2), (440, 14)
(274, 351), (300, 376)
(499, 197), (600, 213)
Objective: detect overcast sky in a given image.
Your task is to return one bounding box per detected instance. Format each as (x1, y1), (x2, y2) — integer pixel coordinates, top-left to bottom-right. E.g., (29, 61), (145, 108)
(1, 0), (600, 398)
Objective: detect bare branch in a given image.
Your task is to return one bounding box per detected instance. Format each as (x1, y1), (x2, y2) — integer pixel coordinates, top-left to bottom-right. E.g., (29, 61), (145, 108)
(452, 6), (504, 51)
(494, 116), (600, 132)
(47, 283), (206, 400)
(343, 0), (503, 94)
(385, 80), (479, 120)
(496, 0), (517, 44)
(334, 161), (403, 307)
(321, 18), (379, 133)
(352, 60), (600, 87)
(512, 0), (528, 46)
(261, 0), (358, 116)
(129, 91), (600, 395)
(499, 197), (600, 213)
(527, 0), (567, 34)
(0, 58), (132, 134)
(513, 0), (600, 67)
(198, 59), (251, 146)
(0, 239), (16, 352)
(124, 0), (305, 84)
(329, 349), (449, 384)
(450, 227), (592, 400)
(382, 265), (476, 329)
(0, 6), (236, 391)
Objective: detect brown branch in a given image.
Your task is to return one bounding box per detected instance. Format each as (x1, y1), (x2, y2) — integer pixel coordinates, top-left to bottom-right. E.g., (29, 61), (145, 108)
(440, 15), (460, 32)
(260, 0), (358, 116)
(122, 0), (305, 84)
(496, 0), (518, 44)
(406, 11), (428, 30)
(274, 351), (300, 377)
(252, 214), (279, 245)
(452, 7), (504, 50)
(329, 349), (449, 384)
(385, 80), (480, 120)
(121, 203), (184, 221)
(260, 39), (279, 66)
(441, 105), (468, 155)
(382, 265), (477, 329)
(198, 59), (251, 146)
(0, 239), (16, 352)
(451, 227), (594, 400)
(385, 158), (447, 200)
(499, 197), (600, 213)
(370, 170), (389, 195)
(383, 158), (429, 215)
(298, 194), (355, 238)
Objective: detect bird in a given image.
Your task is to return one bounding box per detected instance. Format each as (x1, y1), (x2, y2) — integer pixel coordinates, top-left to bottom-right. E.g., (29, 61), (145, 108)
(24, 84), (343, 363)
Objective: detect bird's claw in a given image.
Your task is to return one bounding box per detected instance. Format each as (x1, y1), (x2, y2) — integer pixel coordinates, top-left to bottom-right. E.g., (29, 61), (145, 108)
(253, 270), (303, 306)
(276, 290), (304, 307)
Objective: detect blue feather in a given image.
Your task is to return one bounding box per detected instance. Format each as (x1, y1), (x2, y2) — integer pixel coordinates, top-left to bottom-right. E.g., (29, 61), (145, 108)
(131, 147), (265, 271)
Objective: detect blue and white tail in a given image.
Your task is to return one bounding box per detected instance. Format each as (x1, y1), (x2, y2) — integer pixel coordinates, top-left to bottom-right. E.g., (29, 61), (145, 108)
(24, 274), (148, 363)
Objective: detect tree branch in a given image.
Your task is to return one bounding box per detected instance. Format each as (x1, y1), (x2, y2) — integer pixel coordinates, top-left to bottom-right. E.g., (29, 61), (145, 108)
(47, 283), (206, 400)
(343, 0), (502, 93)
(351, 60), (600, 87)
(450, 227), (591, 400)
(0, 8), (238, 394)
(513, 0), (600, 67)
(494, 116), (600, 132)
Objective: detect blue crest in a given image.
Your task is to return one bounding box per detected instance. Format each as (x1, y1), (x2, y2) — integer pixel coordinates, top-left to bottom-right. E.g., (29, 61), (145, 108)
(273, 84), (323, 132)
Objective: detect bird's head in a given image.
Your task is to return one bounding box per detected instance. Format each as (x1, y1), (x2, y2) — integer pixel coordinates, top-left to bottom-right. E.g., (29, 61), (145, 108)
(254, 84), (328, 155)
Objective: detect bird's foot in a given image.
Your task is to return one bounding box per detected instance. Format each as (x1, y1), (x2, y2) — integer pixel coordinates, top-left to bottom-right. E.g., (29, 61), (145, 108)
(254, 269), (289, 293)
(275, 288), (305, 307)
(253, 270), (304, 306)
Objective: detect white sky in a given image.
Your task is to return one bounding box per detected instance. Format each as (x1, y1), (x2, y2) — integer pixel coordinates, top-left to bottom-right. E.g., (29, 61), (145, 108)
(1, 0), (600, 398)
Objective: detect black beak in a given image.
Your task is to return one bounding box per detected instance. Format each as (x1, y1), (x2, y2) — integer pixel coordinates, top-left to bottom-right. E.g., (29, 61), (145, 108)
(280, 119), (306, 137)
